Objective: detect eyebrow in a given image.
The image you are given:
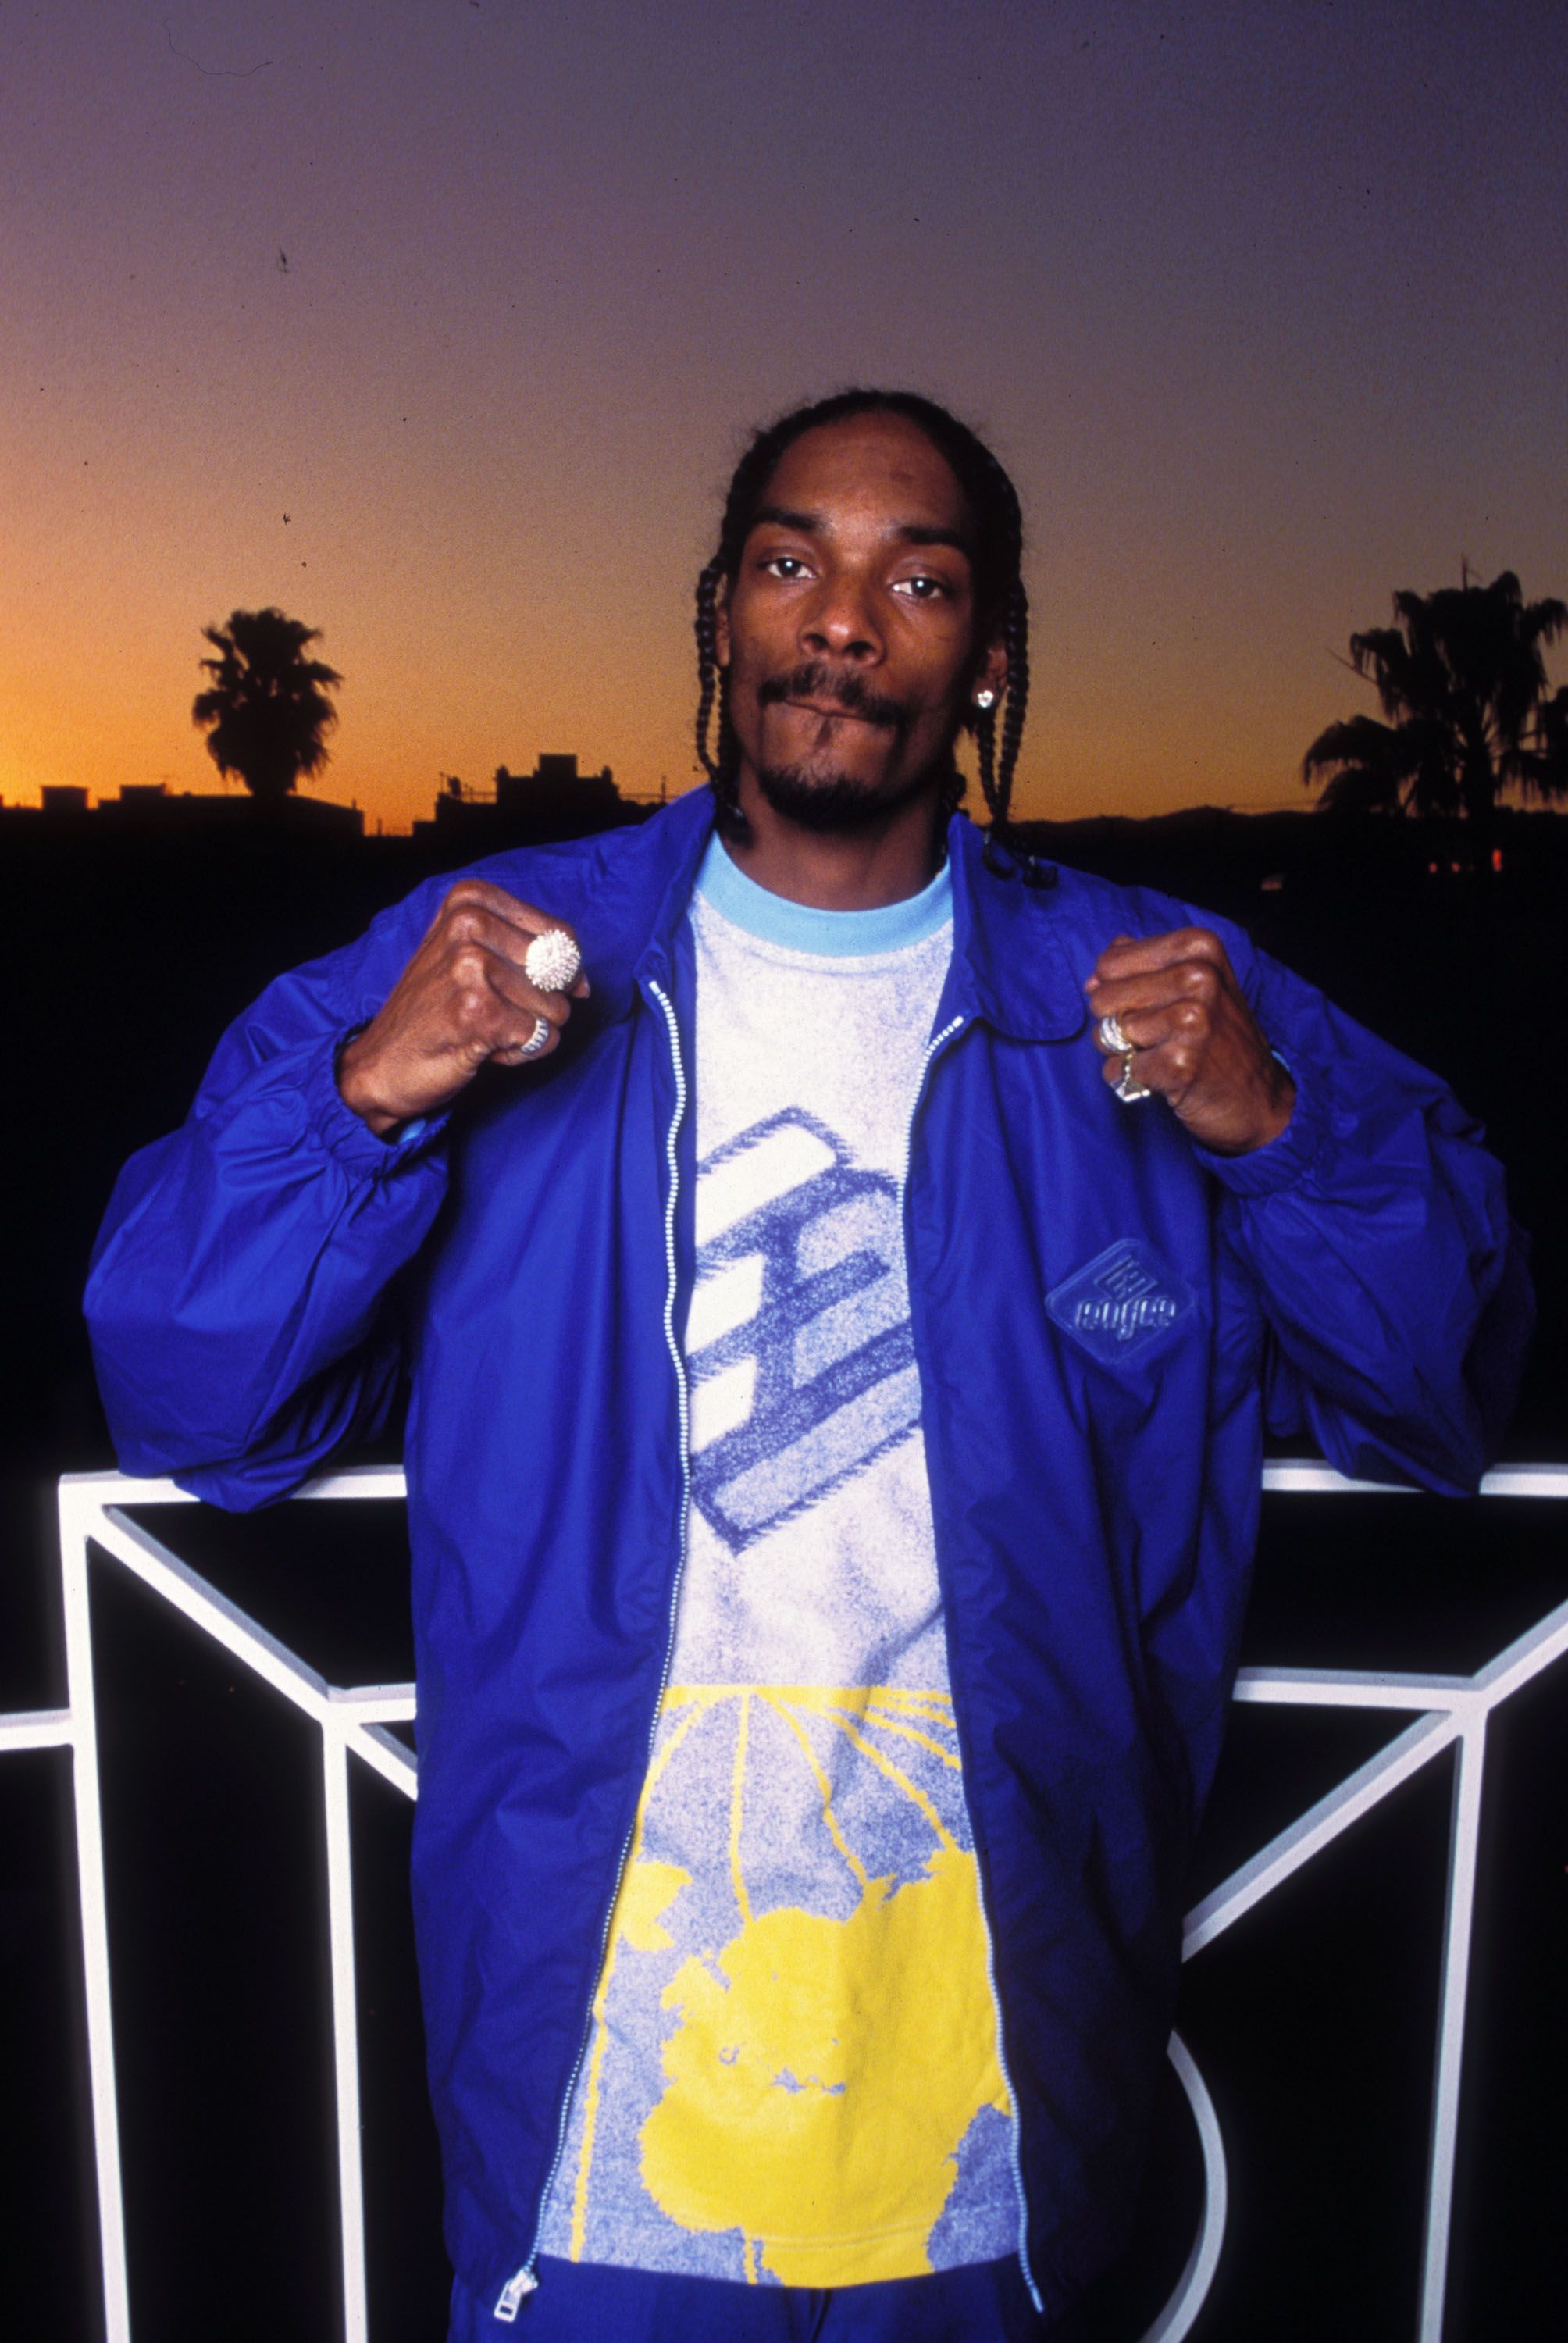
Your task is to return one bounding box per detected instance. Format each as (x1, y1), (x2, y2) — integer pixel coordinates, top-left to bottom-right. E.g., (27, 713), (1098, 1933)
(752, 504), (973, 558)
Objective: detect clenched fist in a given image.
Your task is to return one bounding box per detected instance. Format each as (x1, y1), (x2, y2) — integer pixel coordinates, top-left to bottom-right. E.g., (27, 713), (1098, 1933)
(1085, 928), (1295, 1157)
(337, 879), (590, 1137)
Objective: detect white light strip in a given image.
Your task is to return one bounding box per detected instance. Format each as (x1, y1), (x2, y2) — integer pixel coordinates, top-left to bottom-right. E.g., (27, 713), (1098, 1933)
(57, 1483), (131, 2343)
(66, 1457), (1568, 1507)
(1182, 1706), (1462, 1959)
(0, 1706), (73, 1751)
(328, 1685), (418, 1721)
(55, 1462), (412, 1506)
(344, 1717), (419, 1801)
(1260, 1459), (1568, 1500)
(1233, 1667), (1477, 1710)
(1420, 1720), (1487, 2343)
(94, 1507), (333, 1718)
(1142, 2033), (1229, 2343)
(1260, 1461), (1418, 1495)
(323, 1725), (370, 2343)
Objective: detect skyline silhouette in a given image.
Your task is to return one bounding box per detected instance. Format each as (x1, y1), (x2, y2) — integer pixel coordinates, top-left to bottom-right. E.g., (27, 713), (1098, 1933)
(9, 554), (1566, 839)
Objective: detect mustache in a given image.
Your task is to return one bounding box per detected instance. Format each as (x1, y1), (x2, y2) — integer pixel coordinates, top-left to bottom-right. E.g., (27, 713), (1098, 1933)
(757, 662), (909, 733)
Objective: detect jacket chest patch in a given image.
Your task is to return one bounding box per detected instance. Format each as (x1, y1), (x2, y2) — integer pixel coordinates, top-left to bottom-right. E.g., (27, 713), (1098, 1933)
(1046, 1239), (1196, 1366)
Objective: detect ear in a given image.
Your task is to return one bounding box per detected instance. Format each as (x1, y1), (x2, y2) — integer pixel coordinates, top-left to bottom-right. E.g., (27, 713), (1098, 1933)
(715, 576), (732, 670)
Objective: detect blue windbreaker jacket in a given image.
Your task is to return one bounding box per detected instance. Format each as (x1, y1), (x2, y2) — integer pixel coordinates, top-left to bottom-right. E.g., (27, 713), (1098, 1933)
(85, 788), (1532, 2323)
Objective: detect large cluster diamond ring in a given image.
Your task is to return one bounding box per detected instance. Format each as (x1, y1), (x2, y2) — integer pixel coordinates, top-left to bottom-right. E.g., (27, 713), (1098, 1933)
(524, 929), (583, 993)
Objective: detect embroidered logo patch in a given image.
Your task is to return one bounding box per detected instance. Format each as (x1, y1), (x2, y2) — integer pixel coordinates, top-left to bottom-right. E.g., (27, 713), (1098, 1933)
(1046, 1239), (1196, 1366)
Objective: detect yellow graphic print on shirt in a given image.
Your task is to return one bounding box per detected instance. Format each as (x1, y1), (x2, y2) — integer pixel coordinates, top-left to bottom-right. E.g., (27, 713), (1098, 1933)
(553, 1685), (1013, 2288)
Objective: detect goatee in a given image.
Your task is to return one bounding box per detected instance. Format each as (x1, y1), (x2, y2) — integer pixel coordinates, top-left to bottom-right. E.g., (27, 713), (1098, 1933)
(754, 759), (937, 833)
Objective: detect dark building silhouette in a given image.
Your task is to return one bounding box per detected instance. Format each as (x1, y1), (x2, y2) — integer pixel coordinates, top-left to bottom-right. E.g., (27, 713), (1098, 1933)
(413, 753), (647, 848)
(97, 784), (363, 838)
(5, 784), (363, 837)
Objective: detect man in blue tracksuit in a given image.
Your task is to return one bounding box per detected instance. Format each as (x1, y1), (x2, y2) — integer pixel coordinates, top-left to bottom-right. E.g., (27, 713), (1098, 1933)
(86, 393), (1531, 2340)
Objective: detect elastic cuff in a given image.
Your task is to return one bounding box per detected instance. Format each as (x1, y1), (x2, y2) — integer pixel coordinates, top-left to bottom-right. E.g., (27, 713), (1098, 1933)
(1192, 1054), (1332, 1196)
(306, 1032), (448, 1177)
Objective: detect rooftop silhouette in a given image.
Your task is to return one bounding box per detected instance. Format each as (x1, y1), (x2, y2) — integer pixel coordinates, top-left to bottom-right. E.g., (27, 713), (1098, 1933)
(412, 752), (648, 848)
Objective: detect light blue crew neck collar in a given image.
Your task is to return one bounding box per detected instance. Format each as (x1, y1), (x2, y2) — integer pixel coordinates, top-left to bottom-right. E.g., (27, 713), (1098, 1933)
(693, 833), (953, 958)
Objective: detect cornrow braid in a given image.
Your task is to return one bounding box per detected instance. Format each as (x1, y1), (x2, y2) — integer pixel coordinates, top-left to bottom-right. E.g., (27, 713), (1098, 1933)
(693, 388), (1050, 880)
(693, 556), (748, 838)
(975, 581), (1046, 883)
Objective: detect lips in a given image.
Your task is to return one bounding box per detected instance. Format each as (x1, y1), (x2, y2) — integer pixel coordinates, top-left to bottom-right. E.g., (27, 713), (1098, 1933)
(782, 698), (885, 727)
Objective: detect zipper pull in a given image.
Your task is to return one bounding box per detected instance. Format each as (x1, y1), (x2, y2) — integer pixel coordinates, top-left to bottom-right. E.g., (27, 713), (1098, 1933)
(494, 2264), (538, 2320)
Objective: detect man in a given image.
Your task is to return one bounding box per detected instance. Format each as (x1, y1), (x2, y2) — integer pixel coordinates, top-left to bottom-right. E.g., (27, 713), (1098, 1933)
(87, 390), (1531, 2341)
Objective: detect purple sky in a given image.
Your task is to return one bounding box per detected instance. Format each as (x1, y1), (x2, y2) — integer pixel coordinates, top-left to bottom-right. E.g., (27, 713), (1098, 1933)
(3, 0), (1564, 827)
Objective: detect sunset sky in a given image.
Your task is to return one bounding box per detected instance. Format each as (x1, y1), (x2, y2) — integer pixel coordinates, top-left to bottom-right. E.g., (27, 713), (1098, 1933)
(3, 1), (1565, 832)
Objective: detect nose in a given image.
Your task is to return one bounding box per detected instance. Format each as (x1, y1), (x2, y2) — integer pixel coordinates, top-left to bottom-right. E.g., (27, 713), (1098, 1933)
(799, 569), (883, 664)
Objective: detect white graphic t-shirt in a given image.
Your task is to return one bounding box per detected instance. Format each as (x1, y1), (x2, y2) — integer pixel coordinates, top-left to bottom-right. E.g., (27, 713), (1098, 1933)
(538, 837), (1017, 2288)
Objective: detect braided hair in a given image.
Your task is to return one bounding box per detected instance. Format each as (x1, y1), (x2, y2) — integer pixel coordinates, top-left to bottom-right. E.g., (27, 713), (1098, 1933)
(693, 388), (1045, 879)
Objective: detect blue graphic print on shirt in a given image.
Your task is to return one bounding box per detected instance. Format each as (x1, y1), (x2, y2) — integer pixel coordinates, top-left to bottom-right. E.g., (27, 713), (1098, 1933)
(687, 1109), (921, 1553)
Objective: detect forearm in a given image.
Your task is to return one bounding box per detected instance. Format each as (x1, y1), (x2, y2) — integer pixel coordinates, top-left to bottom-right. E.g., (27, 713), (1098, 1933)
(86, 1025), (447, 1489)
(1198, 973), (1533, 1491)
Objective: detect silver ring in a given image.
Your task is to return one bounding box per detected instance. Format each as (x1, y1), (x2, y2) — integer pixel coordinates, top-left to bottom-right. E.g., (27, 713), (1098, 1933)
(523, 929), (583, 993)
(1096, 1011), (1133, 1055)
(1114, 1050), (1153, 1103)
(516, 1017), (552, 1060)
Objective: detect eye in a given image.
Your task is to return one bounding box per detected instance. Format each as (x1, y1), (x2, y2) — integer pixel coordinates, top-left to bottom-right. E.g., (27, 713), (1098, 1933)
(760, 553), (812, 580)
(892, 573), (951, 602)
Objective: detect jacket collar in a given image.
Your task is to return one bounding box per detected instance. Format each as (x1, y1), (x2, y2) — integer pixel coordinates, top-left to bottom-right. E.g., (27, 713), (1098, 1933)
(943, 814), (1087, 1042)
(583, 786), (1085, 1044)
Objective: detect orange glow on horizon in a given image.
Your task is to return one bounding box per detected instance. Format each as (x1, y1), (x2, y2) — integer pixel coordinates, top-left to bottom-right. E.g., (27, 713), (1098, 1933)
(3, 9), (1563, 839)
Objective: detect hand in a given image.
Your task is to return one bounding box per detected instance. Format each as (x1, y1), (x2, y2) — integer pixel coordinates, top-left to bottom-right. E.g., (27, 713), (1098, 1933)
(1085, 929), (1295, 1156)
(337, 880), (590, 1137)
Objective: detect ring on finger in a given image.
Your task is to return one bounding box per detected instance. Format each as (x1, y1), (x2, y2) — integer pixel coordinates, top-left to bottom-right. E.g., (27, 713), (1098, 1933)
(524, 930), (583, 993)
(1096, 1011), (1134, 1055)
(516, 1017), (552, 1059)
(1114, 1049), (1153, 1103)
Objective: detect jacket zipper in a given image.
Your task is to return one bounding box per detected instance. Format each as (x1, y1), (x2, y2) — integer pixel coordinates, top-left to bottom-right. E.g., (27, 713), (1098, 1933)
(899, 1012), (1044, 2319)
(494, 979), (695, 2320)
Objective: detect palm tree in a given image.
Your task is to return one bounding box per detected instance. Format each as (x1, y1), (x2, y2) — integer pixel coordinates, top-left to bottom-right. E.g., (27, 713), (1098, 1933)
(1303, 569), (1568, 841)
(192, 608), (342, 807)
(1518, 683), (1568, 804)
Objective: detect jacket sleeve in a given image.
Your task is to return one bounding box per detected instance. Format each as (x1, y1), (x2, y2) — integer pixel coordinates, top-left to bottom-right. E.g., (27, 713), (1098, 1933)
(84, 883), (452, 1510)
(1188, 928), (1534, 1495)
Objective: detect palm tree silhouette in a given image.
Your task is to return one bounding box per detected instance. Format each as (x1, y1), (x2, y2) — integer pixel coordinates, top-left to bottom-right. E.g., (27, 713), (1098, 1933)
(1303, 570), (1567, 843)
(191, 608), (342, 807)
